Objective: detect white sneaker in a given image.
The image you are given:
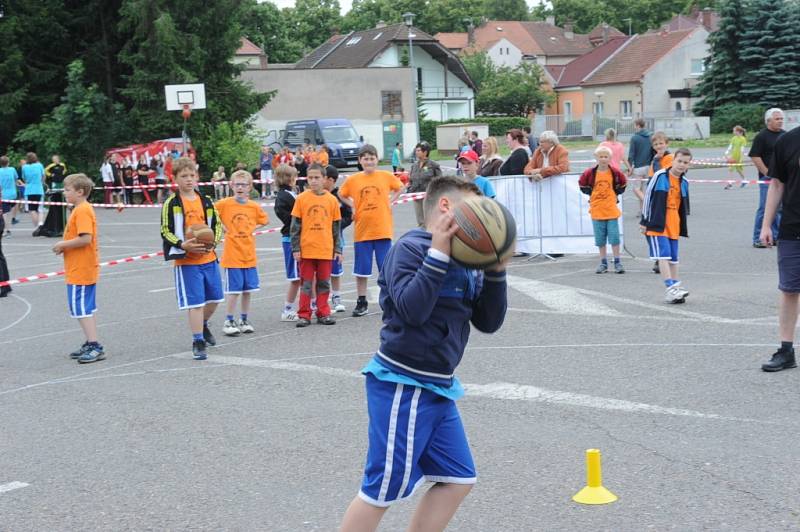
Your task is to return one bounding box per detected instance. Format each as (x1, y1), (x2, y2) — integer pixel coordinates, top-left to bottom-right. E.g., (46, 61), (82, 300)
(332, 296), (345, 313)
(672, 282), (689, 299)
(238, 318), (254, 334)
(281, 309), (298, 322)
(223, 319), (241, 336)
(664, 285), (685, 304)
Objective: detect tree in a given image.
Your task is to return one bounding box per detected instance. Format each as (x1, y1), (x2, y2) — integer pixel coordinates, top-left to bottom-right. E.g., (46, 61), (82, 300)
(738, 0), (777, 105)
(289, 0), (343, 53)
(241, 0), (305, 63)
(461, 51), (496, 89)
(193, 120), (263, 171)
(544, 0), (689, 34)
(483, 0), (529, 21)
(476, 63), (553, 116)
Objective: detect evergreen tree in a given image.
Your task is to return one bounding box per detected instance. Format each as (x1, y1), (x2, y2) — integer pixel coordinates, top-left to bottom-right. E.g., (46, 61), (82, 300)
(738, 0), (775, 104)
(752, 0), (800, 108)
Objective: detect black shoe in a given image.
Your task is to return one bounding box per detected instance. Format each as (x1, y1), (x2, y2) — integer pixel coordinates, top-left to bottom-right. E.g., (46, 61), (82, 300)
(192, 339), (207, 360)
(203, 324), (216, 346)
(0, 289), (10, 298)
(296, 317), (311, 328)
(761, 349), (797, 372)
(317, 315), (336, 325)
(753, 241), (768, 249)
(652, 261), (660, 274)
(352, 300), (368, 317)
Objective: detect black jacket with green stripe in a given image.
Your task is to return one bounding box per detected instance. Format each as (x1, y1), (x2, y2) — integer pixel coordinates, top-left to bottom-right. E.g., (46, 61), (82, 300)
(160, 191), (222, 261)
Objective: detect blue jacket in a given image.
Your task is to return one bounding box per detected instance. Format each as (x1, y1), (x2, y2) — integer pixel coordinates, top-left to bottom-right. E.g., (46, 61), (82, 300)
(628, 129), (654, 168)
(641, 168), (690, 237)
(375, 229), (507, 387)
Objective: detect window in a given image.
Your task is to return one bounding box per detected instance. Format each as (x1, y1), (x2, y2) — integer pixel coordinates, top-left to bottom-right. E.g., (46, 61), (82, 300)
(507, 47), (510, 54)
(592, 101), (604, 115)
(690, 59), (705, 76)
(346, 36), (362, 46)
(620, 100), (633, 118)
(499, 48), (503, 55)
(564, 101), (572, 120)
(381, 91), (403, 116)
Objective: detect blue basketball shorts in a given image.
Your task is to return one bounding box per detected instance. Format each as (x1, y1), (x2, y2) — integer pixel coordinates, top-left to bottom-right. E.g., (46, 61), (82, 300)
(282, 239), (300, 281)
(224, 266), (260, 294)
(358, 374), (477, 508)
(353, 239), (392, 278)
(647, 235), (679, 263)
(67, 284), (97, 319)
(174, 261), (225, 310)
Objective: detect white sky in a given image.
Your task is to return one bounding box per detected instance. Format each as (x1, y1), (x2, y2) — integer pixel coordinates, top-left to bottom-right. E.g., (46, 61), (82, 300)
(267, 0), (545, 16)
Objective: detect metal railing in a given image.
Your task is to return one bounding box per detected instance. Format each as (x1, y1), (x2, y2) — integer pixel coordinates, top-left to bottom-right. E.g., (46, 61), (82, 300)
(419, 86), (469, 98)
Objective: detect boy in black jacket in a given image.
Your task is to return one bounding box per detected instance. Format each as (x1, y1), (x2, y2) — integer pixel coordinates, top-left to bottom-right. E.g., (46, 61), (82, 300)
(273, 163), (301, 321)
(323, 165), (352, 312)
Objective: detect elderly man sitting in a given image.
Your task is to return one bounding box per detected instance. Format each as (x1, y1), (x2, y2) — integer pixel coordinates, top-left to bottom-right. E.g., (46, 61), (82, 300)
(524, 130), (570, 181)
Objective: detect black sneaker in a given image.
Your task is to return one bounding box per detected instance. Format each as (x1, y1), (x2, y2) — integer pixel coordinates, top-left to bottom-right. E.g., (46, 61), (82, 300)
(296, 317), (311, 328)
(203, 324), (216, 346)
(317, 315), (336, 325)
(192, 339), (207, 360)
(652, 261), (660, 274)
(69, 342), (90, 359)
(761, 349), (797, 372)
(352, 300), (369, 317)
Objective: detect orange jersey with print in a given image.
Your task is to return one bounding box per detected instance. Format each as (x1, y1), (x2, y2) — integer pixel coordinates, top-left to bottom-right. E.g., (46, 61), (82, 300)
(649, 152), (674, 177)
(589, 169), (621, 220)
(216, 197), (269, 268)
(646, 173), (681, 239)
(291, 190), (341, 260)
(338, 170), (403, 242)
(176, 195), (216, 266)
(315, 151), (329, 167)
(64, 201), (99, 285)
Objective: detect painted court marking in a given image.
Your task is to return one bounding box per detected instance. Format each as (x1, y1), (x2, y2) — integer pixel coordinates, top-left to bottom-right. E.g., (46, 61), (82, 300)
(0, 482), (29, 494)
(0, 294), (32, 333)
(507, 275), (622, 316)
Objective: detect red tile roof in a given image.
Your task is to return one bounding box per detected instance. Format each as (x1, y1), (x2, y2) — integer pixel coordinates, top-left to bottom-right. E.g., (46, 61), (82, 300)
(588, 23), (625, 44)
(237, 37), (264, 56)
(555, 36), (631, 88)
(436, 32), (468, 50)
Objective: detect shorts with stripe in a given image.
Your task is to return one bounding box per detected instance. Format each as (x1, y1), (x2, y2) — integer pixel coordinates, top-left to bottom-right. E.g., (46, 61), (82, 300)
(282, 239), (300, 281)
(353, 238), (392, 278)
(224, 266), (260, 294)
(647, 235), (679, 263)
(174, 261), (225, 310)
(358, 374), (476, 508)
(67, 284), (97, 318)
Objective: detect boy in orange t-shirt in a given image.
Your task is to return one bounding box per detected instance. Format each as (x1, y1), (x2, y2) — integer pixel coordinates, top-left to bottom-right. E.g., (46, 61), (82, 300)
(338, 144), (405, 317)
(316, 145), (330, 167)
(215, 170), (269, 336)
(579, 146), (628, 274)
(53, 173), (104, 364)
(290, 163), (342, 326)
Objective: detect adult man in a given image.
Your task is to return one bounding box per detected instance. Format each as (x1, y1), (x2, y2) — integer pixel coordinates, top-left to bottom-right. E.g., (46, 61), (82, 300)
(750, 108), (784, 248)
(759, 115), (800, 372)
(470, 131), (483, 156)
(628, 118), (654, 212)
(524, 130), (570, 182)
(523, 126), (538, 155)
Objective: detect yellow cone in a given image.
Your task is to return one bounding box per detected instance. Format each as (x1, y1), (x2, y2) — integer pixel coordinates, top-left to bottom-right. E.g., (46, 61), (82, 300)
(572, 449), (618, 505)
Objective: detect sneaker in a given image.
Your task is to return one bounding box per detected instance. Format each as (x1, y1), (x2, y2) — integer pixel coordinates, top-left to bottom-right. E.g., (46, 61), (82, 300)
(352, 300), (369, 317)
(652, 261), (660, 274)
(192, 339), (207, 360)
(11, 217), (19, 225)
(595, 263), (608, 274)
(78, 345), (106, 364)
(332, 296), (345, 313)
(761, 349), (797, 372)
(317, 315), (336, 325)
(723, 183), (732, 190)
(69, 342), (90, 359)
(614, 262), (625, 274)
(238, 318), (254, 334)
(222, 319), (241, 336)
(296, 317), (311, 328)
(203, 324), (216, 346)
(672, 282), (689, 299)
(753, 241), (768, 249)
(664, 285), (685, 304)
(281, 309), (298, 322)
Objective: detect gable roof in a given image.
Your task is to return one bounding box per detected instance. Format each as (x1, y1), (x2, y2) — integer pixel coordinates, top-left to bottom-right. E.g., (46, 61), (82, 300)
(581, 29), (696, 86)
(587, 23), (625, 45)
(544, 65), (566, 85)
(436, 32), (468, 50)
(659, 10), (720, 32)
(523, 21), (594, 56)
(555, 36), (631, 88)
(237, 37), (265, 56)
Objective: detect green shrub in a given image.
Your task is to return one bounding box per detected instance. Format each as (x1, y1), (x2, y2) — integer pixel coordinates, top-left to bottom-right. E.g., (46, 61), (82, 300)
(418, 116), (530, 149)
(710, 104), (765, 134)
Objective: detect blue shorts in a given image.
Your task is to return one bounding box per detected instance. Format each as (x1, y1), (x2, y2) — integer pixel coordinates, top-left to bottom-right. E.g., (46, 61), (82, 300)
(647, 235), (679, 263)
(778, 239), (800, 293)
(67, 284), (97, 318)
(592, 219), (620, 247)
(358, 374), (476, 508)
(353, 239), (392, 278)
(332, 233), (346, 277)
(174, 261), (225, 310)
(282, 239), (299, 281)
(224, 266), (260, 294)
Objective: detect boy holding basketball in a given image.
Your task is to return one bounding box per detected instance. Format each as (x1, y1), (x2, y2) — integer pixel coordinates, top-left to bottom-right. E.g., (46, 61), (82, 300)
(340, 176), (508, 532)
(215, 170), (269, 336)
(161, 157), (224, 360)
(290, 163), (342, 327)
(338, 144), (405, 317)
(53, 173), (105, 364)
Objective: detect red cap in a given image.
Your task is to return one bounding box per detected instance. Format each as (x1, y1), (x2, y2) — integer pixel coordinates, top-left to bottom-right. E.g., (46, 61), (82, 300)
(457, 150), (479, 163)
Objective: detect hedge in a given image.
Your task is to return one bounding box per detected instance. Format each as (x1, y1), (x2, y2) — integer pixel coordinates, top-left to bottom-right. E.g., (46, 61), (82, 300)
(419, 116), (530, 149)
(709, 104), (765, 135)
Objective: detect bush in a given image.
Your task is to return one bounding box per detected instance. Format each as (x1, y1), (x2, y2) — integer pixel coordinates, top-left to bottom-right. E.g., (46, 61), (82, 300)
(710, 104), (765, 135)
(418, 116), (530, 149)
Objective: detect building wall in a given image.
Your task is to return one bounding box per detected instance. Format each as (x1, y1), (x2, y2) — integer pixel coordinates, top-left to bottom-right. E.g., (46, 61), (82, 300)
(487, 38), (522, 68)
(642, 28), (709, 115)
(556, 88), (585, 118)
(580, 83), (640, 117)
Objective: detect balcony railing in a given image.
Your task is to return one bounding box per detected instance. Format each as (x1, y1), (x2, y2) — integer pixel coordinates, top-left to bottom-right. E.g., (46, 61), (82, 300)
(418, 86), (469, 98)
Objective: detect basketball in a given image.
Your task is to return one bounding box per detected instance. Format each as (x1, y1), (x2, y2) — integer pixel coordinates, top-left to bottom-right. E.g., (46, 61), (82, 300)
(186, 223), (215, 245)
(451, 196), (516, 268)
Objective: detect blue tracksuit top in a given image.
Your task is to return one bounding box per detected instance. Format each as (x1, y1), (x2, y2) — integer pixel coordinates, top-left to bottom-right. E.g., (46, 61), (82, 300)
(375, 228), (508, 387)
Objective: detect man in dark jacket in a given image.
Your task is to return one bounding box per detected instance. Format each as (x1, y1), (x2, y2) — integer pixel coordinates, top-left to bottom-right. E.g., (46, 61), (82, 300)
(628, 119), (655, 212)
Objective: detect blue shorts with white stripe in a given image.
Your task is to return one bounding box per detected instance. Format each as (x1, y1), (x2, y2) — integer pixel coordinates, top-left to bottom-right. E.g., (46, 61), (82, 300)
(174, 261), (225, 310)
(67, 284), (97, 319)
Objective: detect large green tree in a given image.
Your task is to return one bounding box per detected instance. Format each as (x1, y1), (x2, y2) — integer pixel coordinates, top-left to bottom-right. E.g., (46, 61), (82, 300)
(542, 0), (697, 34)
(241, 0), (305, 63)
(290, 0), (343, 52)
(476, 63), (552, 116)
(461, 51), (496, 89)
(484, 0), (529, 21)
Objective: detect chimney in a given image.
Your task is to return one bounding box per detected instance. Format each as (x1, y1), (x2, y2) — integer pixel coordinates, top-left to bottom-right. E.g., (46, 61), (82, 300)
(375, 20), (386, 29)
(602, 22), (609, 44)
(564, 21), (574, 40)
(546, 15), (555, 26)
(467, 22), (475, 46)
(701, 7), (713, 30)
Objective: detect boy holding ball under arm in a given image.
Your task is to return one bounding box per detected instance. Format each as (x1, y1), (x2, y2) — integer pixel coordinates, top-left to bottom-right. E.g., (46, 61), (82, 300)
(340, 176), (508, 532)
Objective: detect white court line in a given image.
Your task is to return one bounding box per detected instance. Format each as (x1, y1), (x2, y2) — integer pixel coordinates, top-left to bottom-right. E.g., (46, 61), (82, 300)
(0, 294), (33, 333)
(505, 307), (775, 325)
(0, 481), (29, 494)
(507, 275), (622, 316)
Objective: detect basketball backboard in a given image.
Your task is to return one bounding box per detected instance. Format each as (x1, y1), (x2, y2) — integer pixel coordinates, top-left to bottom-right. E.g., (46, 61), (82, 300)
(164, 83), (206, 111)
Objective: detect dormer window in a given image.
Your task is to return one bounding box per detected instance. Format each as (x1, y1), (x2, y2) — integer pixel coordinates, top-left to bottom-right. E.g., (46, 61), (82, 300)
(346, 36), (362, 46)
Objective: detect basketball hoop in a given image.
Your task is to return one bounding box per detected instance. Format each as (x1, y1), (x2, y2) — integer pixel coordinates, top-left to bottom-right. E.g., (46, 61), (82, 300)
(182, 104), (192, 120)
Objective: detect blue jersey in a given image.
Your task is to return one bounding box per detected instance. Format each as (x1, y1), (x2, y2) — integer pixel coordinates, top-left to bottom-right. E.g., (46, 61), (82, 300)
(22, 162), (45, 196)
(473, 176), (496, 198)
(0, 167), (19, 200)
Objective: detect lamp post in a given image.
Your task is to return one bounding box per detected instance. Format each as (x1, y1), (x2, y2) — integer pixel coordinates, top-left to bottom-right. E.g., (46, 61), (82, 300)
(403, 12), (420, 144)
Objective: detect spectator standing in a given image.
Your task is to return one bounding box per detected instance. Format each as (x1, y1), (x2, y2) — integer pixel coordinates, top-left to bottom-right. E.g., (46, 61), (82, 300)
(723, 125), (747, 189)
(42, 154), (68, 236)
(628, 118), (655, 213)
(259, 146), (273, 198)
(135, 155), (153, 205)
(479, 137), (503, 177)
(408, 141), (441, 227)
(470, 131), (483, 156)
(21, 152), (45, 229)
(153, 154), (167, 203)
(100, 157), (114, 206)
(750, 108), (784, 248)
(0, 156), (19, 234)
(294, 148), (309, 193)
(212, 166), (228, 200)
(391, 142), (402, 173)
(598, 128), (631, 174)
(0, 214), (9, 296)
(524, 126), (538, 154)
(499, 129), (529, 176)
(524, 130), (570, 181)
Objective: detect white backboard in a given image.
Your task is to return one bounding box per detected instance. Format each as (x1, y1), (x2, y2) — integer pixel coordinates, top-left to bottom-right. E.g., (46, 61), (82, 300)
(165, 83), (206, 111)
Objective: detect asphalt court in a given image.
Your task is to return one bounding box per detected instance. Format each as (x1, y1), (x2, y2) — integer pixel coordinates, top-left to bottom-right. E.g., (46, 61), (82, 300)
(1, 153), (799, 530)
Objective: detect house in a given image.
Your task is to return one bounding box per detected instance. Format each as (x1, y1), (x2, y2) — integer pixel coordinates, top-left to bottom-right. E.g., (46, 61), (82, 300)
(660, 7), (719, 32)
(233, 37), (268, 70)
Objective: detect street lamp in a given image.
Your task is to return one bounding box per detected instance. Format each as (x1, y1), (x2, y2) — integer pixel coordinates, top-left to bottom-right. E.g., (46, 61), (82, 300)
(402, 12), (420, 143)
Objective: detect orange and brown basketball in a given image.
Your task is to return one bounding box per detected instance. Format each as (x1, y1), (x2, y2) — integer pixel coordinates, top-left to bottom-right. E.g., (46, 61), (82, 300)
(451, 196), (516, 268)
(186, 223), (215, 245)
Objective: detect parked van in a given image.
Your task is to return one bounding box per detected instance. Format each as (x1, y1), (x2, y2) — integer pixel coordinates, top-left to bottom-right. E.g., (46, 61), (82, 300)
(281, 119), (364, 168)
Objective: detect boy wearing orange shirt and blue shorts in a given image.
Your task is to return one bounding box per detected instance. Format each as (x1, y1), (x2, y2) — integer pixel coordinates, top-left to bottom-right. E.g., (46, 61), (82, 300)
(54, 173), (105, 364)
(338, 145), (405, 317)
(579, 146), (628, 274)
(160, 157), (224, 360)
(641, 148), (693, 304)
(215, 170), (269, 336)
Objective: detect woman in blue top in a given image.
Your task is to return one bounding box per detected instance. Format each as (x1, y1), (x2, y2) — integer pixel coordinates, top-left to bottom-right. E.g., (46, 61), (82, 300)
(21, 152), (45, 227)
(0, 156), (19, 235)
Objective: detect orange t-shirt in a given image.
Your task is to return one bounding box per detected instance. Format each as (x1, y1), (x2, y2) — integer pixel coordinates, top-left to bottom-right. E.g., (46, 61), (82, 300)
(589, 169), (621, 220)
(64, 201), (99, 285)
(290, 190), (341, 260)
(646, 173), (681, 239)
(176, 195), (216, 266)
(316, 151), (329, 167)
(338, 170), (403, 242)
(649, 152), (674, 177)
(216, 197), (269, 268)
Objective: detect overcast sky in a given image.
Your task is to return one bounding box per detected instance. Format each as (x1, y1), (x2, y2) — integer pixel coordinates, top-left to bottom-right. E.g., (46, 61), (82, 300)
(268, 0), (545, 16)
